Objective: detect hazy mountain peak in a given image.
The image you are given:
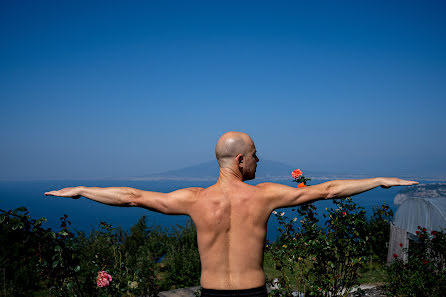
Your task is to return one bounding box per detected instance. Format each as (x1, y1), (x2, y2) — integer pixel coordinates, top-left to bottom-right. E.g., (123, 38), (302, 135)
(137, 160), (297, 181)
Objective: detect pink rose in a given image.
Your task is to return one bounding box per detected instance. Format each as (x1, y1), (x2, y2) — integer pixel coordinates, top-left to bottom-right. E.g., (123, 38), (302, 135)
(292, 169), (303, 179)
(97, 271), (112, 288)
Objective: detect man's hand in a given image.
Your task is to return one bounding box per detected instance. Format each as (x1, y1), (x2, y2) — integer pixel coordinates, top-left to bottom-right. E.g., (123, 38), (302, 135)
(379, 177), (418, 189)
(45, 187), (82, 199)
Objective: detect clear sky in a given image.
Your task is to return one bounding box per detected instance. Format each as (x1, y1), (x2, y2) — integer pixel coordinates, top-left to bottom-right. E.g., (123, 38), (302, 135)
(1, 0), (445, 179)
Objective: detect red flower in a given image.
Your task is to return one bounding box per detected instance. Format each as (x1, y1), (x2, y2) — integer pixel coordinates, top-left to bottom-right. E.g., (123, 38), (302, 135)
(417, 226), (421, 230)
(292, 169), (303, 179)
(399, 243), (403, 248)
(318, 287), (322, 291)
(342, 212), (347, 216)
(431, 231), (437, 235)
(393, 253), (398, 258)
(297, 182), (306, 188)
(423, 228), (427, 232)
(423, 259), (429, 265)
(416, 231), (420, 235)
(96, 271), (112, 288)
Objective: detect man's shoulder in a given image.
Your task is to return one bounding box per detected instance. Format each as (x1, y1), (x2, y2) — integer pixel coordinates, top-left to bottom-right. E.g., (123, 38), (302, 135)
(170, 187), (204, 199)
(255, 182), (278, 189)
(254, 182), (300, 197)
(182, 187), (205, 195)
(252, 182), (284, 196)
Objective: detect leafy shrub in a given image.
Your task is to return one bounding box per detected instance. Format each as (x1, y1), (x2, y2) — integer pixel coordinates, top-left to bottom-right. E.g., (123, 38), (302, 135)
(161, 220), (201, 290)
(267, 197), (372, 296)
(384, 227), (446, 297)
(0, 207), (200, 296)
(0, 207), (48, 296)
(366, 204), (393, 263)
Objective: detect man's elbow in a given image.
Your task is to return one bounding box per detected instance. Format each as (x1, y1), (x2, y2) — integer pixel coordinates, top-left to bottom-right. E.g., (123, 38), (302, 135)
(126, 188), (140, 207)
(326, 191), (338, 200)
(325, 182), (340, 200)
(128, 190), (171, 213)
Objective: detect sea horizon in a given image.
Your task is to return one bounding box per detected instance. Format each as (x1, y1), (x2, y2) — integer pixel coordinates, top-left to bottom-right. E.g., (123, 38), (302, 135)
(0, 178), (439, 241)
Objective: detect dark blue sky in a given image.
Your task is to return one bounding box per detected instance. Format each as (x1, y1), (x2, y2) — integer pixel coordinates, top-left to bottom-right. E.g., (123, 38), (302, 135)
(1, 0), (445, 179)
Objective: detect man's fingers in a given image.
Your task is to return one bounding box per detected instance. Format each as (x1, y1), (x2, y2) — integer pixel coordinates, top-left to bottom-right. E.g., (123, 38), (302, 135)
(401, 180), (418, 185)
(45, 190), (67, 197)
(45, 188), (81, 198)
(381, 179), (419, 189)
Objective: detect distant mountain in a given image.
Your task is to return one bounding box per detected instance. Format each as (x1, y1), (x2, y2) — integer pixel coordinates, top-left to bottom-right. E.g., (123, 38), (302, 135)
(132, 160), (366, 181)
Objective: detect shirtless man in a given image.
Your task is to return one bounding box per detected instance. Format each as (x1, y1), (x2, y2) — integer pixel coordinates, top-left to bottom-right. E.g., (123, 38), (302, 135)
(45, 131), (418, 297)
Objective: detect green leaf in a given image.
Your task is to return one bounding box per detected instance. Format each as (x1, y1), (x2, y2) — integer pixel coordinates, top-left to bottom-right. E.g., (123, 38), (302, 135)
(0, 214), (6, 223)
(13, 206), (27, 214)
(67, 281), (73, 290)
(36, 217), (48, 225)
(52, 260), (59, 268)
(74, 265), (80, 272)
(12, 222), (19, 230)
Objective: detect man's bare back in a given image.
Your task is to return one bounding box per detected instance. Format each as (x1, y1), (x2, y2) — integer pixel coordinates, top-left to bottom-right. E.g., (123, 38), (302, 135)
(45, 131), (418, 293)
(191, 180), (272, 289)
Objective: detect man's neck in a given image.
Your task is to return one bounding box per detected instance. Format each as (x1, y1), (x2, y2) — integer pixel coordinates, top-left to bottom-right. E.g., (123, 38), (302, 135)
(217, 167), (244, 184)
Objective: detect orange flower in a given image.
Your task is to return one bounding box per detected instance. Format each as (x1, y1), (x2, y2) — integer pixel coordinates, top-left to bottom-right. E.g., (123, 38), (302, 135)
(297, 182), (306, 188)
(342, 212), (347, 216)
(292, 169), (303, 179)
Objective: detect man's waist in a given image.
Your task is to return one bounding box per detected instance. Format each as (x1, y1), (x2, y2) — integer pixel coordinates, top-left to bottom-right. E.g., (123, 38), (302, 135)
(200, 268), (265, 291)
(201, 285), (267, 297)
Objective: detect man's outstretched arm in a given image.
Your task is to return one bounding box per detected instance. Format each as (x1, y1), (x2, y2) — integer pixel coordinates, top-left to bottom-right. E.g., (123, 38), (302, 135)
(260, 177), (418, 210)
(44, 186), (201, 215)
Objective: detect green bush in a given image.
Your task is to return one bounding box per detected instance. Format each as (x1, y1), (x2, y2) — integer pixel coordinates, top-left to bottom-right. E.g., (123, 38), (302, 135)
(266, 198), (392, 296)
(161, 220), (201, 290)
(0, 207), (201, 296)
(384, 227), (446, 297)
(0, 207), (47, 296)
(367, 204), (393, 263)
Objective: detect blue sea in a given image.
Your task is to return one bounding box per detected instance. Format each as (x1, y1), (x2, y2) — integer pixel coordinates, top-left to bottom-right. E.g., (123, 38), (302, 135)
(0, 179), (409, 241)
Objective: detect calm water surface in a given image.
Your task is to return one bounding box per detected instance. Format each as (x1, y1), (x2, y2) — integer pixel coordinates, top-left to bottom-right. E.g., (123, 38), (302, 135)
(0, 179), (405, 241)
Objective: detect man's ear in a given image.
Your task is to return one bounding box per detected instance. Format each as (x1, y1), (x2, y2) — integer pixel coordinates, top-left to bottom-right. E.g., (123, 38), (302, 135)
(236, 154), (243, 165)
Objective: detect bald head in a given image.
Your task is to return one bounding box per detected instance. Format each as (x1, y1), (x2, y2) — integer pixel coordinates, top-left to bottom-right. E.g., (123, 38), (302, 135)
(215, 131), (254, 168)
